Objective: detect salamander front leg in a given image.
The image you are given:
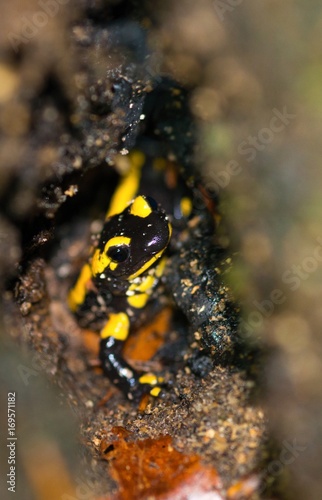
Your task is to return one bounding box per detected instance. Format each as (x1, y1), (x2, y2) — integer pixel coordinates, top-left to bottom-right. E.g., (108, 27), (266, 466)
(99, 312), (163, 400)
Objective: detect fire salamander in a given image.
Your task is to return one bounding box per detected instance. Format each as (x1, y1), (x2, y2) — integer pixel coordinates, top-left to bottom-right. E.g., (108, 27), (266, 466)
(68, 149), (192, 400)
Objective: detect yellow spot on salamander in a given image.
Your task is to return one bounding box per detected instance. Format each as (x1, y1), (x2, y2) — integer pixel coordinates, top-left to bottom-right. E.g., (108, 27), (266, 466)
(130, 150), (146, 169)
(168, 221), (172, 239)
(127, 292), (149, 309)
(155, 256), (167, 278)
(91, 236), (131, 276)
(68, 263), (92, 312)
(100, 312), (130, 340)
(129, 196), (152, 218)
(180, 196), (192, 218)
(91, 248), (112, 276)
(128, 274), (156, 294)
(150, 387), (162, 397)
(139, 373), (164, 386)
(106, 150), (145, 218)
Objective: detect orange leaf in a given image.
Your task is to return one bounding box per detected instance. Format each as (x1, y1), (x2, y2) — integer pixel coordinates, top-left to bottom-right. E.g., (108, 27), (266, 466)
(100, 428), (223, 500)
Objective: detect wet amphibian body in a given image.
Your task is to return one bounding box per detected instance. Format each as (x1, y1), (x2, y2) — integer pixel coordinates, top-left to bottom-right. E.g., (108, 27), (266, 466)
(68, 150), (191, 400)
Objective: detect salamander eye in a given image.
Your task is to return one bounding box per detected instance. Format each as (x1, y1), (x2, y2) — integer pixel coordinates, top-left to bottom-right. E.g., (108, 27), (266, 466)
(107, 245), (130, 263)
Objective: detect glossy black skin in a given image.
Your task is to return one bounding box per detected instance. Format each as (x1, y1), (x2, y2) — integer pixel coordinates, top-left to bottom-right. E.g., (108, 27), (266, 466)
(72, 196), (171, 400)
(74, 197), (171, 330)
(94, 199), (170, 281)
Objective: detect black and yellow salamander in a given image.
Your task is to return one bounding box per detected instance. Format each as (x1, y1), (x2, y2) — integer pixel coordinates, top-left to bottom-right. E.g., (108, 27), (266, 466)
(68, 149), (191, 401)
